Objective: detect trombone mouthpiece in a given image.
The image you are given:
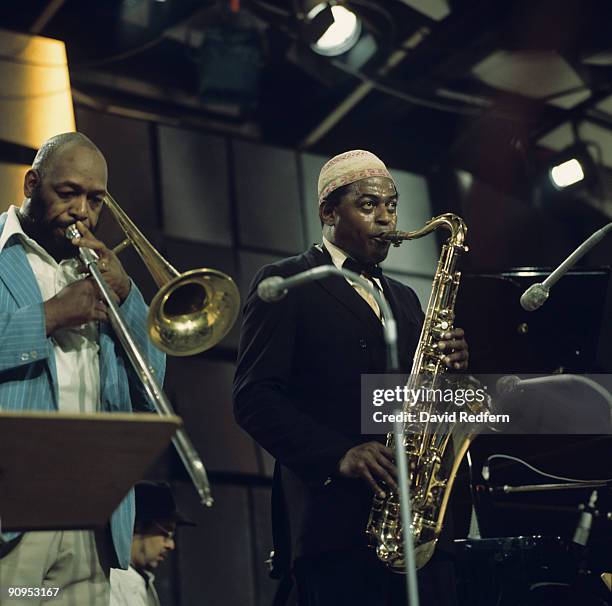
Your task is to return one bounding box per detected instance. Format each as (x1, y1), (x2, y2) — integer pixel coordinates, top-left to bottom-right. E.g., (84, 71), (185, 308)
(65, 224), (80, 240)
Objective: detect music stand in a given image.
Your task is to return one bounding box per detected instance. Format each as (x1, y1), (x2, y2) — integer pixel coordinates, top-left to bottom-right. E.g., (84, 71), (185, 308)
(0, 411), (181, 531)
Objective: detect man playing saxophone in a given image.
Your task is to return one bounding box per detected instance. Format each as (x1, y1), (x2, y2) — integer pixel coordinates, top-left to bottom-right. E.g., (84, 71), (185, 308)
(0, 132), (166, 605)
(233, 150), (468, 605)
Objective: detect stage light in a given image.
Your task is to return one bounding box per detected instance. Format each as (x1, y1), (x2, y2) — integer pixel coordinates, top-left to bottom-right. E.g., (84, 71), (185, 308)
(544, 142), (596, 192)
(550, 158), (585, 189)
(308, 3), (361, 57)
(535, 141), (602, 208)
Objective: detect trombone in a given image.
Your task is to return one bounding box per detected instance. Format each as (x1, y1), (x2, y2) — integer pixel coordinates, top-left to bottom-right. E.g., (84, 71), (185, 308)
(105, 193), (240, 356)
(66, 193), (241, 507)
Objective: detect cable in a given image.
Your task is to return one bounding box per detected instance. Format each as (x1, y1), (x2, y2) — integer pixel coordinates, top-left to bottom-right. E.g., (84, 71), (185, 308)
(484, 453), (612, 484)
(329, 58), (504, 117)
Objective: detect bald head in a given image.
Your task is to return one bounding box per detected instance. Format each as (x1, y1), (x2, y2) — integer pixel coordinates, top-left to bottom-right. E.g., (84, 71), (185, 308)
(31, 132), (106, 179)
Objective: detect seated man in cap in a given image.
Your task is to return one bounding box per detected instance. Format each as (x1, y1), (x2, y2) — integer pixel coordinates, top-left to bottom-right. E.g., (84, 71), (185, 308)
(233, 150), (469, 605)
(110, 482), (195, 606)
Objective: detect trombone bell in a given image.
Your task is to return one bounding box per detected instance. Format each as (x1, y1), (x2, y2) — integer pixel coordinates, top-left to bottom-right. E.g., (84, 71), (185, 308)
(149, 268), (240, 356)
(104, 193), (240, 356)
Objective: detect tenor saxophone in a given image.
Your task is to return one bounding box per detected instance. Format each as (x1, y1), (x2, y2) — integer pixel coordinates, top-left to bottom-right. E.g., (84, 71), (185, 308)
(366, 213), (487, 571)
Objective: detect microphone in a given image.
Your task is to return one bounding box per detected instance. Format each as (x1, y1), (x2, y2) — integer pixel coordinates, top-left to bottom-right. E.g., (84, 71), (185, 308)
(572, 490), (598, 547)
(519, 283), (549, 312)
(495, 375), (523, 396)
(257, 265), (399, 371)
(496, 374), (610, 396)
(520, 222), (612, 311)
(257, 267), (332, 302)
(495, 374), (580, 396)
(496, 374), (612, 412)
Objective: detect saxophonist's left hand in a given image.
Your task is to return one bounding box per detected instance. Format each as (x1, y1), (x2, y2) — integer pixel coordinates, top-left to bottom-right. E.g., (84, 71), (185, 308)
(438, 327), (469, 370)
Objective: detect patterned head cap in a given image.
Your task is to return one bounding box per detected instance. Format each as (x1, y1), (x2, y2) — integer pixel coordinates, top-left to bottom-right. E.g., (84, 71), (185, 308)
(317, 149), (394, 204)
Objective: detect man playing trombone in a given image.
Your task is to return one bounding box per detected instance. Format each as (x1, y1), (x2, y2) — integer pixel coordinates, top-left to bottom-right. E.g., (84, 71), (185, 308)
(0, 132), (166, 605)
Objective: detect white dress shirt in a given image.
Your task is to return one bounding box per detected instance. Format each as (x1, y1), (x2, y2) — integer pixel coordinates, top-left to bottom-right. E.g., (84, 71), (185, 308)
(110, 566), (160, 606)
(0, 206), (100, 413)
(321, 236), (385, 320)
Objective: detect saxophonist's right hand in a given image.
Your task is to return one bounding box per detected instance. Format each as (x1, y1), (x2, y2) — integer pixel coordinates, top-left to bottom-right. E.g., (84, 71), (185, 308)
(337, 442), (398, 498)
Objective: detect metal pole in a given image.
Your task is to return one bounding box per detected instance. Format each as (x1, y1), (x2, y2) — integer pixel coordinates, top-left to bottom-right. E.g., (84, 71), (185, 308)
(394, 417), (420, 606)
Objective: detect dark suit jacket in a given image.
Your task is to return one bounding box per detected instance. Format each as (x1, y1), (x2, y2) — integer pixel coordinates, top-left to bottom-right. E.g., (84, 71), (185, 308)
(233, 244), (424, 568)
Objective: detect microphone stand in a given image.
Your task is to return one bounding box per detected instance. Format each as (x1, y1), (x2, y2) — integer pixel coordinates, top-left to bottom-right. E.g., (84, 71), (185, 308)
(520, 222), (612, 310)
(490, 480), (611, 494)
(394, 417), (421, 606)
(496, 374), (612, 430)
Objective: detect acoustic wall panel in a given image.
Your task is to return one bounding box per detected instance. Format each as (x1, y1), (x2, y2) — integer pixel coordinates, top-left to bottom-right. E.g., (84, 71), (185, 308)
(238, 251), (284, 302)
(300, 152), (326, 246)
(233, 140), (304, 254)
(386, 271), (434, 311)
(77, 106), (162, 304)
(165, 239), (238, 280)
(0, 163), (29, 213)
(152, 559), (178, 606)
(382, 169), (438, 274)
(176, 482), (255, 606)
(75, 107), (157, 231)
(164, 357), (259, 475)
(158, 126), (232, 246)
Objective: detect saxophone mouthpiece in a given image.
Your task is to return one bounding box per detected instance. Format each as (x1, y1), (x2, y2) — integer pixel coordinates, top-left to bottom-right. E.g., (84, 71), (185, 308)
(380, 231), (402, 247)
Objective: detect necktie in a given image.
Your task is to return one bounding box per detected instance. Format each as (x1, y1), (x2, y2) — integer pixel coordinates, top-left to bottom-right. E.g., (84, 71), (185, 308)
(342, 257), (383, 281)
(341, 257), (384, 319)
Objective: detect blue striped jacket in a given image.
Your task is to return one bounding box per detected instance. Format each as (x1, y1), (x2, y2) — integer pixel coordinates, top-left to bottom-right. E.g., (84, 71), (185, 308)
(0, 212), (166, 569)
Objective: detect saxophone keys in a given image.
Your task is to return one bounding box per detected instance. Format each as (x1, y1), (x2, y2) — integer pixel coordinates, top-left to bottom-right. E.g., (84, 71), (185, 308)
(437, 309), (455, 322)
(424, 344), (441, 358)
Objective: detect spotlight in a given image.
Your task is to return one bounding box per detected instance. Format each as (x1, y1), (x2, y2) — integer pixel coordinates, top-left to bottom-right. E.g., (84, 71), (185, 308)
(308, 3), (361, 57)
(550, 158), (585, 189)
(546, 143), (595, 191)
